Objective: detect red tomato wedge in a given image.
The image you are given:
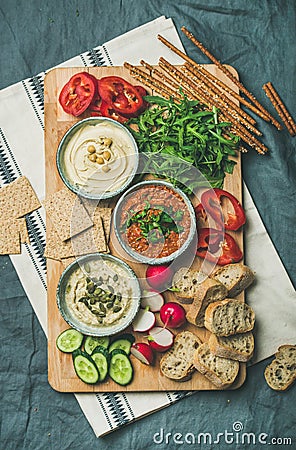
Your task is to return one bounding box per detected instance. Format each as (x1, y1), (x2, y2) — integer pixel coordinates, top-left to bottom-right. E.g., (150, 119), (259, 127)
(59, 72), (97, 116)
(98, 76), (144, 117)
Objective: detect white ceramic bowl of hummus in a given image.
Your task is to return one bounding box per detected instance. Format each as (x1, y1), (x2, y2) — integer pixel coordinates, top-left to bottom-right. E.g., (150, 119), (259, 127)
(57, 117), (139, 199)
(56, 253), (141, 337)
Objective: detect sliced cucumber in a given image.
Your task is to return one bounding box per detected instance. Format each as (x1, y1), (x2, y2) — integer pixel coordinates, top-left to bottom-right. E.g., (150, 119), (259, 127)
(91, 346), (109, 382)
(109, 333), (135, 355)
(84, 336), (110, 355)
(56, 328), (83, 353)
(72, 349), (99, 384)
(109, 349), (133, 386)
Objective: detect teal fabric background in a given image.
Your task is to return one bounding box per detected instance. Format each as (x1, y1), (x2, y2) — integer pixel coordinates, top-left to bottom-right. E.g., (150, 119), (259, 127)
(0, 1), (295, 449)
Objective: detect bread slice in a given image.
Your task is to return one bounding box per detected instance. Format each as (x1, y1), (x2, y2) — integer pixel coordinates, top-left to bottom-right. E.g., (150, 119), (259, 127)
(171, 267), (207, 304)
(204, 299), (255, 336)
(208, 331), (254, 362)
(160, 331), (202, 381)
(264, 345), (296, 391)
(193, 342), (239, 389)
(186, 278), (228, 327)
(211, 263), (255, 297)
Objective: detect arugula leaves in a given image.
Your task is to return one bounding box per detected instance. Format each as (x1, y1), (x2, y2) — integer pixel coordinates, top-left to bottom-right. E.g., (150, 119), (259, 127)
(127, 95), (239, 194)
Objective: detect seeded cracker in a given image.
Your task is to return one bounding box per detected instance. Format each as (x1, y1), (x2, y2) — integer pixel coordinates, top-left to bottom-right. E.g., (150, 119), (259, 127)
(60, 257), (76, 268)
(43, 188), (93, 242)
(44, 218), (107, 260)
(92, 207), (110, 251)
(71, 216), (107, 255)
(18, 218), (30, 244)
(0, 176), (41, 219)
(44, 227), (75, 260)
(0, 219), (23, 254)
(100, 208), (113, 244)
(81, 198), (113, 244)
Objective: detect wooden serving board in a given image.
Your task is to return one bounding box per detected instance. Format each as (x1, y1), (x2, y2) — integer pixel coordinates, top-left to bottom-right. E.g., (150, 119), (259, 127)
(45, 66), (245, 392)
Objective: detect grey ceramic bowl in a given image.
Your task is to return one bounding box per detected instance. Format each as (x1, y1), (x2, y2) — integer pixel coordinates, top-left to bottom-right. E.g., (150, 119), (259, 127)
(113, 180), (197, 265)
(56, 253), (141, 337)
(56, 117), (139, 200)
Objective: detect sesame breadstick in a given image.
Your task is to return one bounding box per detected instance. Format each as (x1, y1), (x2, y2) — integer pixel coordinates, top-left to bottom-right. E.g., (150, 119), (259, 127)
(263, 82), (296, 136)
(180, 26), (282, 130)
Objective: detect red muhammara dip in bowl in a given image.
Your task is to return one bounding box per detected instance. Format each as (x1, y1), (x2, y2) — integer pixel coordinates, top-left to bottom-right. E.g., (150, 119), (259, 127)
(113, 180), (196, 264)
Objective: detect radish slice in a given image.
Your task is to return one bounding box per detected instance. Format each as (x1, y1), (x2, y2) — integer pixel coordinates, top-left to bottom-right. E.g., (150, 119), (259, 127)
(148, 326), (174, 352)
(140, 290), (165, 312)
(132, 308), (156, 332)
(131, 342), (154, 365)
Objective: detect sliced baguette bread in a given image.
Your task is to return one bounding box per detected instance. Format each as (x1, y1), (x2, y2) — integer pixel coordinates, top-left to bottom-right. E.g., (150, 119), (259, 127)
(171, 267), (207, 304)
(208, 331), (254, 362)
(193, 342), (240, 389)
(186, 278), (228, 327)
(211, 263), (255, 297)
(160, 331), (202, 381)
(264, 345), (296, 391)
(204, 299), (255, 336)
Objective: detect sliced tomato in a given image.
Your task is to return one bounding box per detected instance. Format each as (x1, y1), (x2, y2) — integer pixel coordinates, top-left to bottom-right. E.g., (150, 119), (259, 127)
(113, 93), (129, 109)
(135, 85), (149, 113)
(134, 85), (148, 97)
(99, 101), (129, 123)
(89, 99), (101, 112)
(59, 72), (97, 116)
(98, 76), (144, 117)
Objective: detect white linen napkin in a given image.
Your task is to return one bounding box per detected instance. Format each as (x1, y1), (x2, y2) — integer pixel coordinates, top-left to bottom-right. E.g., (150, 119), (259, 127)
(243, 184), (296, 364)
(0, 15), (295, 437)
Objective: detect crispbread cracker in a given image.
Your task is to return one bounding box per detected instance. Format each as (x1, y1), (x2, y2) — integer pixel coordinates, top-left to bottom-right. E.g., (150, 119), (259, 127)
(60, 257), (76, 268)
(0, 219), (21, 254)
(94, 216), (108, 252)
(44, 227), (74, 260)
(43, 188), (93, 241)
(100, 208), (113, 244)
(18, 218), (30, 244)
(0, 176), (41, 219)
(71, 216), (107, 255)
(81, 198), (113, 244)
(92, 207), (110, 252)
(44, 217), (108, 261)
(81, 198), (110, 214)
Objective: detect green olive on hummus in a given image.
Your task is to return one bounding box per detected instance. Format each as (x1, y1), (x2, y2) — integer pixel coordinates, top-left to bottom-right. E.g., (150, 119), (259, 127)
(61, 120), (137, 196)
(64, 258), (137, 328)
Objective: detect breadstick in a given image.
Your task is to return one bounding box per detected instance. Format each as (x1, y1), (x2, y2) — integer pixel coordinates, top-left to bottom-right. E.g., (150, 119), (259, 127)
(140, 60), (182, 92)
(158, 59), (268, 154)
(124, 61), (268, 154)
(184, 62), (269, 121)
(182, 64), (261, 134)
(263, 82), (296, 136)
(157, 33), (270, 121)
(159, 57), (262, 138)
(180, 26), (282, 130)
(124, 62), (182, 100)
